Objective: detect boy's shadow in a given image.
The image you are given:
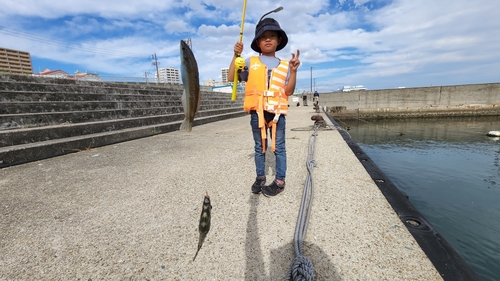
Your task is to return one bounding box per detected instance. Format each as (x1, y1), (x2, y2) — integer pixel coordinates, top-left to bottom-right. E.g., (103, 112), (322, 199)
(245, 195), (341, 281)
(264, 147), (277, 178)
(246, 143), (277, 178)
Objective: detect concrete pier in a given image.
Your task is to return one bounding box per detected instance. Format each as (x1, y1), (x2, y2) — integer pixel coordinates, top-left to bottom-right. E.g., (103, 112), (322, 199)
(1, 106), (455, 280)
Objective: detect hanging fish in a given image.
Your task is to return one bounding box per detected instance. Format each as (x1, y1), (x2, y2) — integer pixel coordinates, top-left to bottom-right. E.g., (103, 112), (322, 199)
(179, 39), (201, 132)
(193, 191), (212, 261)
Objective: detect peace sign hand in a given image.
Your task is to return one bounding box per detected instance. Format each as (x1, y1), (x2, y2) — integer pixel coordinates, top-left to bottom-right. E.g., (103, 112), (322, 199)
(289, 49), (301, 72)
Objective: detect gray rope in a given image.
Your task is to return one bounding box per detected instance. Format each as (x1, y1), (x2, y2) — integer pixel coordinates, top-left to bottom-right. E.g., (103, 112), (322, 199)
(286, 126), (319, 281)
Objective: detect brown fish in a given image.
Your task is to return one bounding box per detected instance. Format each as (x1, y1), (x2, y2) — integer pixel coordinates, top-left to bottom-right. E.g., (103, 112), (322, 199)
(179, 40), (201, 132)
(193, 191), (212, 261)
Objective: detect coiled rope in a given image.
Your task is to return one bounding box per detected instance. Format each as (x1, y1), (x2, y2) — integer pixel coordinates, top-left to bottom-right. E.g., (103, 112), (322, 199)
(286, 125), (319, 281)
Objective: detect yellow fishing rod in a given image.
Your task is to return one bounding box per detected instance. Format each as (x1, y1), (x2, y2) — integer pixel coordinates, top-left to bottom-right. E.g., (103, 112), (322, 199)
(231, 0), (247, 101)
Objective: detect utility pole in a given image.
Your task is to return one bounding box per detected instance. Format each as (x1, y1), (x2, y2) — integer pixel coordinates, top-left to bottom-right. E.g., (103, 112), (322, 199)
(152, 53), (160, 85)
(310, 66), (314, 93)
(144, 71), (150, 84)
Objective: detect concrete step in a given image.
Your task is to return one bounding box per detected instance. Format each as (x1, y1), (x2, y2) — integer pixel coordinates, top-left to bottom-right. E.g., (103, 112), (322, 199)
(0, 74), (186, 90)
(0, 101), (244, 129)
(0, 107), (245, 147)
(0, 110), (248, 168)
(0, 78), (241, 94)
(0, 82), (171, 94)
(0, 90), (181, 101)
(0, 100), (182, 114)
(0, 97), (241, 114)
(0, 75), (246, 97)
(0, 90), (238, 102)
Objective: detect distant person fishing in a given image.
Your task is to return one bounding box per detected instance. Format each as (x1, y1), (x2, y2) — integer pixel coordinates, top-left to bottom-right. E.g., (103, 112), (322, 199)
(302, 90), (308, 106)
(313, 90), (319, 105)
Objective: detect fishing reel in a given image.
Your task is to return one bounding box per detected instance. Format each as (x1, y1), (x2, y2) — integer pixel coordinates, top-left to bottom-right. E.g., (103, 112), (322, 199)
(235, 57), (245, 70)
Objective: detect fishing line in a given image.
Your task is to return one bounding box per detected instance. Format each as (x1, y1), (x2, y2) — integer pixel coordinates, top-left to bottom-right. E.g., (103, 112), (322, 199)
(333, 114), (404, 136)
(290, 123), (336, 132)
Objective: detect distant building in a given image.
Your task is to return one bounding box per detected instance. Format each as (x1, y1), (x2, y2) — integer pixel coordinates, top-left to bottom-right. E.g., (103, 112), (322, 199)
(341, 85), (367, 91)
(35, 68), (69, 78)
(0, 47), (34, 74)
(221, 68), (229, 84)
(34, 68), (102, 81)
(74, 70), (101, 81)
(204, 79), (217, 86)
(157, 67), (180, 84)
(221, 67), (246, 87)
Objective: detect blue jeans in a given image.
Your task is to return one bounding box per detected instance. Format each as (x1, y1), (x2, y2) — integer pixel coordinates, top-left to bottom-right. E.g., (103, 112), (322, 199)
(250, 111), (287, 181)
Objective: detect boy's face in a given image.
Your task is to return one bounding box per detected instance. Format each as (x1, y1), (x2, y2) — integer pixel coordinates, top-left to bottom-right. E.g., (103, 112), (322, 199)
(257, 30), (281, 54)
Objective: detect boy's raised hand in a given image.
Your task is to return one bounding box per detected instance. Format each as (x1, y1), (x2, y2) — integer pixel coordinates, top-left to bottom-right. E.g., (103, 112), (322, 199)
(289, 50), (301, 72)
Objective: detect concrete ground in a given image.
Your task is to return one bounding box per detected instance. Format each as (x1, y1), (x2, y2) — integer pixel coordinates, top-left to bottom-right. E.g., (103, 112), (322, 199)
(0, 105), (442, 280)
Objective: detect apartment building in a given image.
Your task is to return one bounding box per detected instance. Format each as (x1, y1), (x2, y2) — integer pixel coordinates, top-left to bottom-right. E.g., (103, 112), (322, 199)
(0, 47), (34, 74)
(156, 67), (180, 84)
(221, 68), (229, 84)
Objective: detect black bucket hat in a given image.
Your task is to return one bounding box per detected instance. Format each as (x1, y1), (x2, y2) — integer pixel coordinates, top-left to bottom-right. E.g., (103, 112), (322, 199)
(251, 18), (288, 53)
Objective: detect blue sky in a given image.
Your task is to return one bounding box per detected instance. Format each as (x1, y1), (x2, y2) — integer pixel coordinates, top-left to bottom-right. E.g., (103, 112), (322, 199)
(1, 0), (499, 92)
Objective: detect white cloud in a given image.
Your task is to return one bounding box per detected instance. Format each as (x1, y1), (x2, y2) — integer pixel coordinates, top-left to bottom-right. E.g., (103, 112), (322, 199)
(164, 20), (195, 35)
(0, 0), (178, 19)
(353, 0), (371, 6)
(198, 24), (241, 38)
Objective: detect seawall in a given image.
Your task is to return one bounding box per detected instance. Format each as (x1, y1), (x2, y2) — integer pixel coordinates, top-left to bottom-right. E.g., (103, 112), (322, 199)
(317, 82), (500, 119)
(0, 74), (245, 168)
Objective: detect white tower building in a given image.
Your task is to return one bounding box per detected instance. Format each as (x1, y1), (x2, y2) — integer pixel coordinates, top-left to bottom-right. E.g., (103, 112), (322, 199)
(221, 68), (229, 84)
(156, 67), (180, 84)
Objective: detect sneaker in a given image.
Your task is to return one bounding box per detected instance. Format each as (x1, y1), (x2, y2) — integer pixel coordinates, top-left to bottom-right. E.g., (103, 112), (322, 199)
(262, 180), (285, 197)
(252, 176), (266, 194)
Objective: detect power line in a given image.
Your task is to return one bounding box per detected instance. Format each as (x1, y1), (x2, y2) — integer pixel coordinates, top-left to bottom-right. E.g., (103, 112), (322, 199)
(0, 26), (146, 58)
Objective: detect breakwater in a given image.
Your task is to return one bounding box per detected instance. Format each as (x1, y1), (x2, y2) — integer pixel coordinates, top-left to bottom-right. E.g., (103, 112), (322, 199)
(320, 82), (500, 119)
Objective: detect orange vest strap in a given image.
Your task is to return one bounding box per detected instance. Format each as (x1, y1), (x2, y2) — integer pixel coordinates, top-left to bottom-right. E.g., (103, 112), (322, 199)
(258, 117), (279, 153)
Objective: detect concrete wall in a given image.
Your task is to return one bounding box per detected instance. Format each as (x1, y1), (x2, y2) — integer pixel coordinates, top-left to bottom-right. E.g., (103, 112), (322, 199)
(319, 83), (500, 118)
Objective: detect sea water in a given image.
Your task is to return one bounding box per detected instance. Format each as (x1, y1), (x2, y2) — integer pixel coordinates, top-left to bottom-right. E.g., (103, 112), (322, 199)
(336, 115), (500, 281)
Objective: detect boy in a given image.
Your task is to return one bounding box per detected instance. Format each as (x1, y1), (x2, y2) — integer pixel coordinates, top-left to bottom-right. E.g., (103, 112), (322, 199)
(228, 17), (300, 197)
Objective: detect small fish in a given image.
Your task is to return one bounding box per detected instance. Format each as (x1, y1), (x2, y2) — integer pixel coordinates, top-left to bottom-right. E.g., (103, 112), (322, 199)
(179, 40), (201, 132)
(193, 191), (212, 262)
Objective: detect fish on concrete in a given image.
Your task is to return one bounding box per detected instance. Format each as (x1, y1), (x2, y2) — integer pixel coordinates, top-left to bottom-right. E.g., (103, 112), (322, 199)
(179, 39), (201, 132)
(193, 191), (212, 262)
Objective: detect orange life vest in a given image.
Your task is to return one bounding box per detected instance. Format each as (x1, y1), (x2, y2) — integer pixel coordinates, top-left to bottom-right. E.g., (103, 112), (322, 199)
(243, 56), (289, 153)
